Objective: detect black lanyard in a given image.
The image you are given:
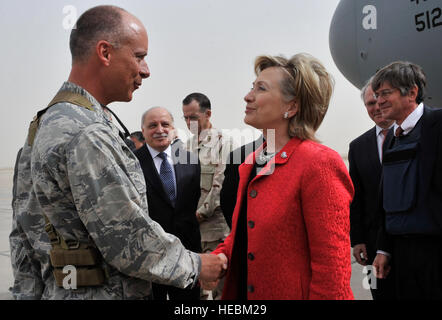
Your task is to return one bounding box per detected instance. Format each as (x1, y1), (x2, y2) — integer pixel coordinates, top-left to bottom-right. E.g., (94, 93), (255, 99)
(102, 106), (131, 140)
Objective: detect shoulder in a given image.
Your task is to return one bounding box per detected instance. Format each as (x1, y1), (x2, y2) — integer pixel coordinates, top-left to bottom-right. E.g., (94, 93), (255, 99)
(424, 104), (442, 120)
(298, 139), (341, 160)
(42, 101), (101, 127)
(215, 128), (236, 146)
(38, 102), (103, 144)
(34, 102), (105, 157)
(134, 144), (147, 160)
(296, 141), (353, 195)
(172, 144), (199, 167)
(349, 127), (376, 150)
(422, 105), (442, 134)
(295, 140), (347, 173)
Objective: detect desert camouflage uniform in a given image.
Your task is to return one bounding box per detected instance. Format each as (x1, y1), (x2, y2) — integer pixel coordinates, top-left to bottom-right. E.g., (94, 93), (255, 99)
(186, 127), (234, 243)
(10, 82), (200, 300)
(186, 127), (234, 299)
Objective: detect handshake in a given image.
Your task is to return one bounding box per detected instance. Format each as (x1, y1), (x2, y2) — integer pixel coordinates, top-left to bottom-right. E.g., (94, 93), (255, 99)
(198, 253), (228, 290)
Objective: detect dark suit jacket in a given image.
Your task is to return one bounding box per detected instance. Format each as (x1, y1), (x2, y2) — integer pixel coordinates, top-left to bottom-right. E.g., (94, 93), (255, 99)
(377, 105), (442, 252)
(134, 144), (202, 253)
(220, 137), (264, 228)
(348, 127), (385, 262)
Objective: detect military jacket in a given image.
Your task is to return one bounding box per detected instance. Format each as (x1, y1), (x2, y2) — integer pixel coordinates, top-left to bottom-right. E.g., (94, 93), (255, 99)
(10, 82), (200, 300)
(186, 127), (234, 242)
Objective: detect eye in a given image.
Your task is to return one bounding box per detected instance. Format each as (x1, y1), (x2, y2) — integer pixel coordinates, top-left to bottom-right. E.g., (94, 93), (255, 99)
(136, 53), (147, 62)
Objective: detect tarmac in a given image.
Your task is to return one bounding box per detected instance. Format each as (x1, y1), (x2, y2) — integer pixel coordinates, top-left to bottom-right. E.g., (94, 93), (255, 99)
(0, 168), (372, 300)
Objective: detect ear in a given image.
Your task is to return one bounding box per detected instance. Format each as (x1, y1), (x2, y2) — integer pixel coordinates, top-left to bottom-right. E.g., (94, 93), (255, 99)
(205, 109), (212, 118)
(286, 98), (300, 118)
(408, 85), (419, 103)
(96, 40), (113, 67)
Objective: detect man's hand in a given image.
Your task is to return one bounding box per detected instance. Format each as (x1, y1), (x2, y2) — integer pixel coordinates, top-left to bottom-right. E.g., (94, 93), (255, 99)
(199, 253), (228, 283)
(200, 253), (228, 290)
(372, 253), (391, 279)
(353, 244), (368, 265)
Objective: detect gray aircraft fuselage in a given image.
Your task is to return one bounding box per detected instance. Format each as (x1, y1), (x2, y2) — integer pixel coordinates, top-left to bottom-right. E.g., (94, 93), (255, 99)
(330, 0), (442, 107)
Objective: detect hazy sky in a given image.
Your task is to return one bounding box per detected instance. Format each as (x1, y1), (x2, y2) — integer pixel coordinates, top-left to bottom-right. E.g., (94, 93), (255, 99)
(0, 0), (372, 169)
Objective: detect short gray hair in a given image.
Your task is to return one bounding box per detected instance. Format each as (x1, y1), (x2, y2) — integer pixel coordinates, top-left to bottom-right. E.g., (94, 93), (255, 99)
(69, 5), (128, 63)
(141, 107), (175, 127)
(360, 76), (374, 101)
(372, 61), (426, 104)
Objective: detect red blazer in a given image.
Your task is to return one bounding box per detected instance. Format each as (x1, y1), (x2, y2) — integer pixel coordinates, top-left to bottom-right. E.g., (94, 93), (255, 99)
(213, 137), (354, 300)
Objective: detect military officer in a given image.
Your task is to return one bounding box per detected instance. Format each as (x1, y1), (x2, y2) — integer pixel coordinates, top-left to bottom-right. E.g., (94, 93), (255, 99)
(10, 5), (226, 300)
(182, 92), (235, 299)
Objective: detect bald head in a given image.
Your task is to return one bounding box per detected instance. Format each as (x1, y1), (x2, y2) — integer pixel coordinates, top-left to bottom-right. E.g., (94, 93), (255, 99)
(141, 107), (174, 127)
(69, 5), (144, 63)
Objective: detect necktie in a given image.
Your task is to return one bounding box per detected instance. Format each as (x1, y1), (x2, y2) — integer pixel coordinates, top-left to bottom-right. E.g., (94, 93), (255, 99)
(380, 129), (389, 161)
(158, 152), (176, 205)
(395, 126), (404, 137)
(381, 129), (389, 146)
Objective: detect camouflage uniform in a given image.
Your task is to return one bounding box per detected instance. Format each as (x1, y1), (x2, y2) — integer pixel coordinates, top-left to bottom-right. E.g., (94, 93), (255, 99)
(10, 82), (201, 300)
(186, 127), (233, 299)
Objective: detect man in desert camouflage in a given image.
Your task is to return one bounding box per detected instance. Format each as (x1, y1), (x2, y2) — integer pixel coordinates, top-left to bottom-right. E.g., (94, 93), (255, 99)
(10, 5), (225, 300)
(182, 93), (234, 299)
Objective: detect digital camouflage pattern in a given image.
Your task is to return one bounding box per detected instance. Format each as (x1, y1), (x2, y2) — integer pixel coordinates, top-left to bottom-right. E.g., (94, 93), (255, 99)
(10, 82), (201, 300)
(186, 128), (234, 242)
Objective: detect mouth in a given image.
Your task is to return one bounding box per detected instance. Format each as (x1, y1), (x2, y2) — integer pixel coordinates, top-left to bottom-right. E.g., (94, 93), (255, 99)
(134, 82), (141, 90)
(245, 107), (255, 114)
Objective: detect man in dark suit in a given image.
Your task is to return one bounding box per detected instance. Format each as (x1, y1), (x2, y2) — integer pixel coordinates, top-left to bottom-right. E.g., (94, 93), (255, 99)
(134, 107), (202, 300)
(130, 131), (145, 150)
(348, 79), (395, 300)
(220, 136), (264, 228)
(372, 61), (442, 299)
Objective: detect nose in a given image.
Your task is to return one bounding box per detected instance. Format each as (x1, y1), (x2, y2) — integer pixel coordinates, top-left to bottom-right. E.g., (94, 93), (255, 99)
(376, 94), (387, 106)
(244, 90), (254, 103)
(140, 60), (150, 79)
(156, 124), (165, 133)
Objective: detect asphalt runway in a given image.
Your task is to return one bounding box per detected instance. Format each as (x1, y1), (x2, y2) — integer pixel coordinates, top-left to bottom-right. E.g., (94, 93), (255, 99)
(0, 168), (372, 300)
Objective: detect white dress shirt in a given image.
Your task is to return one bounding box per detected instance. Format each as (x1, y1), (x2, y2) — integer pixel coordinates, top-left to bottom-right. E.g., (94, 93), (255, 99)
(393, 102), (424, 136)
(375, 124), (394, 163)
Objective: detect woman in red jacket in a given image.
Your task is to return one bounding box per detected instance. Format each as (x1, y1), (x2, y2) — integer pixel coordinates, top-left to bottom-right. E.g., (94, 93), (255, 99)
(210, 53), (354, 300)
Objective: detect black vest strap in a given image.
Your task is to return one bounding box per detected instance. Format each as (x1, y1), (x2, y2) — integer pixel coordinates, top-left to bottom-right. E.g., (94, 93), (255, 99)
(102, 106), (131, 140)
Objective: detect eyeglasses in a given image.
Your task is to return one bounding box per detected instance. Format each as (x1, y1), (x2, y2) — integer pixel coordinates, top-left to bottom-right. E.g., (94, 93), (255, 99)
(373, 89), (397, 99)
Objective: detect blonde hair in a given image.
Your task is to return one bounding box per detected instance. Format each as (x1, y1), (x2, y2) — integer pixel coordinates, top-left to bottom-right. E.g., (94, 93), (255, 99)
(254, 53), (334, 141)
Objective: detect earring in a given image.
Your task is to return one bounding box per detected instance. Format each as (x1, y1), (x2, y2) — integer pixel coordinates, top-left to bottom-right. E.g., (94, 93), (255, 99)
(284, 112), (289, 119)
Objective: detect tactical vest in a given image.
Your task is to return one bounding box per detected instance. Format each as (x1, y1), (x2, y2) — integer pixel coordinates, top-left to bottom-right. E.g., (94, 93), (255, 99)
(383, 120), (441, 235)
(28, 91), (107, 287)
